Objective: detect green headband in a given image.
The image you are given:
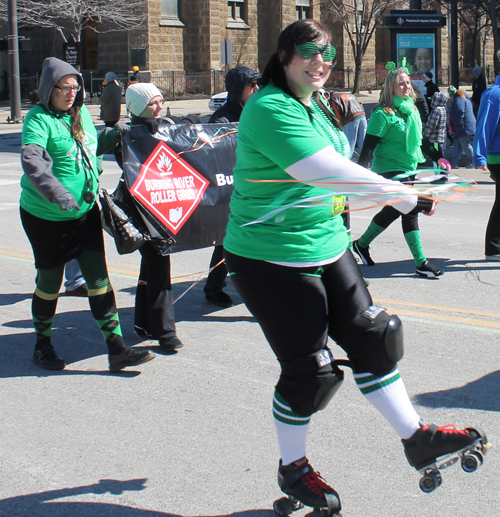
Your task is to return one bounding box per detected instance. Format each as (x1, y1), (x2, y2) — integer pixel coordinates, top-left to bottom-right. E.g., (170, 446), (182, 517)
(386, 59), (410, 80)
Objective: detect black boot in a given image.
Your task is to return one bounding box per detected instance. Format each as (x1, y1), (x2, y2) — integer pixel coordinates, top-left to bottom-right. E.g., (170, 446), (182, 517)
(109, 347), (155, 372)
(33, 340), (66, 370)
(159, 335), (184, 352)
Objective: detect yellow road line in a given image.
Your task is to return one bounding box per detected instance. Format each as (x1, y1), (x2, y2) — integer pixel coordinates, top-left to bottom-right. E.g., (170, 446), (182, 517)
(1, 249), (499, 329)
(375, 297), (500, 319)
(383, 306), (500, 330)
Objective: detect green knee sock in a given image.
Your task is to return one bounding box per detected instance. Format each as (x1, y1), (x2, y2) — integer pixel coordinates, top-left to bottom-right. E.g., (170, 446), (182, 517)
(358, 221), (385, 248)
(404, 230), (426, 267)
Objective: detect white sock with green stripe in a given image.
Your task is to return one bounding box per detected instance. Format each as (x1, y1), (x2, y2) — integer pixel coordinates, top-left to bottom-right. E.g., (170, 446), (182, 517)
(273, 390), (310, 465)
(354, 369), (421, 440)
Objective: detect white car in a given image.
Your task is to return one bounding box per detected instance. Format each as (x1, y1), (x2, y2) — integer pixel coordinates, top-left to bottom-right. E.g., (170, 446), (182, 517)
(209, 91), (228, 111)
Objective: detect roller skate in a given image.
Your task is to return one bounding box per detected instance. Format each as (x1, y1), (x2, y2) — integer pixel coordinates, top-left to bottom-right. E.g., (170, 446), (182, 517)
(273, 457), (341, 516)
(402, 423), (492, 493)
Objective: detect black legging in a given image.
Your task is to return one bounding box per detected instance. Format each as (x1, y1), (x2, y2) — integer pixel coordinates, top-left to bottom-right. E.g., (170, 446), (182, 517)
(374, 172), (419, 233)
(373, 205), (419, 233)
(485, 164), (500, 256)
(224, 249), (373, 364)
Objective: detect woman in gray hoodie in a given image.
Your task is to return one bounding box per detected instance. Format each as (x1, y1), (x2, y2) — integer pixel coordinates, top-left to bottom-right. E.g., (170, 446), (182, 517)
(20, 57), (155, 372)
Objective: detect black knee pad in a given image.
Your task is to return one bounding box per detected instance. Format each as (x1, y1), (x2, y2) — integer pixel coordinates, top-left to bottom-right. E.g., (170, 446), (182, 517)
(276, 348), (344, 418)
(341, 306), (404, 374)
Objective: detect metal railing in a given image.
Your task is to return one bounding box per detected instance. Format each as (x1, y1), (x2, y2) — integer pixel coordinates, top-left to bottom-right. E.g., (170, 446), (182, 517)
(1, 67), (495, 103)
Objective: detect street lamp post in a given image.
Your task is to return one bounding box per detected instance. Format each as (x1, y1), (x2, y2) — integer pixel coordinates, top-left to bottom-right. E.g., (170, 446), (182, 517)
(7, 0), (22, 123)
(449, 0), (459, 87)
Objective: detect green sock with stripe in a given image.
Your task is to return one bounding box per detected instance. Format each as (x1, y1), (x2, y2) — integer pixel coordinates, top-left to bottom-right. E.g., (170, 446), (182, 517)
(32, 266), (64, 348)
(354, 369), (421, 440)
(273, 390), (311, 465)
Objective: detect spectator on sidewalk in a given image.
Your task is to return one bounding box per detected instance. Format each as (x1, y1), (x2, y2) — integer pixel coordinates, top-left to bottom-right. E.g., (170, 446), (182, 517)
(422, 72), (439, 112)
(99, 72), (122, 127)
(471, 66), (487, 118)
(448, 86), (476, 169)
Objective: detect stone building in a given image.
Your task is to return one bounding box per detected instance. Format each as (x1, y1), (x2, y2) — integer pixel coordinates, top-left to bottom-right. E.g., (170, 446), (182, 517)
(0, 0), (496, 100)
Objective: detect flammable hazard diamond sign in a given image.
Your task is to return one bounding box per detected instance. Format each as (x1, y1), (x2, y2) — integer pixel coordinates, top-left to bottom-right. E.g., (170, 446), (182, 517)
(130, 141), (209, 235)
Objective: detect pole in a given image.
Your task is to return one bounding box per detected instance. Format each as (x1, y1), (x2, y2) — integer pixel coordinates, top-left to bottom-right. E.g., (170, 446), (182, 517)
(7, 0), (22, 123)
(449, 0), (459, 88)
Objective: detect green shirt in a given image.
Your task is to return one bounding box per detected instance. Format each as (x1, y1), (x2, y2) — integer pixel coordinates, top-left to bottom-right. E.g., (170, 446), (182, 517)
(223, 84), (350, 263)
(368, 106), (420, 174)
(20, 104), (99, 221)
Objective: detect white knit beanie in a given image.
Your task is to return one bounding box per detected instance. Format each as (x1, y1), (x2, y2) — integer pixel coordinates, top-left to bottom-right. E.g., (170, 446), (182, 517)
(126, 83), (163, 116)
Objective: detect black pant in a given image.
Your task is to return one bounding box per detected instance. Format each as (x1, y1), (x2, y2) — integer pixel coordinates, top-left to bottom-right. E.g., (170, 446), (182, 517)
(224, 249), (372, 364)
(486, 164), (500, 256)
(134, 242), (176, 339)
(204, 245), (228, 295)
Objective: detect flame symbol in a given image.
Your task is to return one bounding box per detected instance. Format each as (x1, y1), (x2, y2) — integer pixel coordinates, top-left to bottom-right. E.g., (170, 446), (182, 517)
(157, 152), (172, 176)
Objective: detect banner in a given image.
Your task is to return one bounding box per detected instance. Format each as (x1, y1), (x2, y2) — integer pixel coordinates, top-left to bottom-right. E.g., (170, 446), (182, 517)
(122, 122), (238, 254)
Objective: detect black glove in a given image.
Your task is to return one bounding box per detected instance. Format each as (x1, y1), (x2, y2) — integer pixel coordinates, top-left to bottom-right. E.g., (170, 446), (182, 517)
(114, 121), (131, 135)
(143, 118), (161, 135)
(53, 186), (80, 211)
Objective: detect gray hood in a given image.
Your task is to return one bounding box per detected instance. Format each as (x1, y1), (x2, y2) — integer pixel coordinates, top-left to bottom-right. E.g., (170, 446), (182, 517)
(431, 91), (448, 109)
(38, 57), (85, 113)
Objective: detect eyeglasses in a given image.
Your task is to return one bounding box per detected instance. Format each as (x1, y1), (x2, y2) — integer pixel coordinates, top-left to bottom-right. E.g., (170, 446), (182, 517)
(296, 42), (337, 62)
(54, 84), (81, 95)
(147, 100), (164, 107)
(246, 80), (259, 89)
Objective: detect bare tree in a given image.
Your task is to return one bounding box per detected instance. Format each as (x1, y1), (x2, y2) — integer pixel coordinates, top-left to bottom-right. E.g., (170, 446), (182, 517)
(322, 0), (405, 93)
(429, 0), (500, 74)
(0, 0), (147, 43)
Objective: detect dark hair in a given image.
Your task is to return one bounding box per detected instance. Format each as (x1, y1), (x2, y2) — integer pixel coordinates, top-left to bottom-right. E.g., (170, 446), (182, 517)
(423, 71), (433, 80)
(261, 19), (339, 127)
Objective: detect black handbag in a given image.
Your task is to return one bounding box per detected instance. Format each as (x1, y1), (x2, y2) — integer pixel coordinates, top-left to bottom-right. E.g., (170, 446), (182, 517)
(98, 183), (149, 255)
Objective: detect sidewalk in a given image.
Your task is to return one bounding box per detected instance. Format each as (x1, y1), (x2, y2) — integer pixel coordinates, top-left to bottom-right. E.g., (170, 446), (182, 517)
(0, 98), (215, 133)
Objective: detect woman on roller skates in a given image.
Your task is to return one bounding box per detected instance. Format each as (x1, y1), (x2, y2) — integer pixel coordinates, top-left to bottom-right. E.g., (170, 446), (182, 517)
(223, 19), (488, 515)
(352, 65), (451, 279)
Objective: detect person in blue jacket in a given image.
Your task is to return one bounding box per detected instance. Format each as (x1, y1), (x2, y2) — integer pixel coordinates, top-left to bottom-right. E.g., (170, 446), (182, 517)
(473, 55), (500, 261)
(448, 86), (476, 169)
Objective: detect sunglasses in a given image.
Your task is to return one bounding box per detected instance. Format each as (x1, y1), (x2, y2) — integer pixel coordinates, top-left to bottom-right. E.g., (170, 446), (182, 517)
(54, 84), (81, 95)
(296, 42), (336, 62)
(246, 80), (259, 88)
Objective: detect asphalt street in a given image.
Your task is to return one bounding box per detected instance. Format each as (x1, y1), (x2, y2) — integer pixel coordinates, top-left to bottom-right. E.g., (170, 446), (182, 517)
(0, 94), (499, 517)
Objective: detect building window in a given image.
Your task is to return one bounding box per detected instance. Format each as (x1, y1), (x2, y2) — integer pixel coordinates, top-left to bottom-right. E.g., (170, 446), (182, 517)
(160, 0), (184, 27)
(228, 0), (246, 23)
(161, 0), (178, 18)
(296, 0), (311, 20)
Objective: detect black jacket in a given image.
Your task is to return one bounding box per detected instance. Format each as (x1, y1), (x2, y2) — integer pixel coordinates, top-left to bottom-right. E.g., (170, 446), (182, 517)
(424, 80), (439, 111)
(209, 66), (261, 123)
(472, 75), (487, 106)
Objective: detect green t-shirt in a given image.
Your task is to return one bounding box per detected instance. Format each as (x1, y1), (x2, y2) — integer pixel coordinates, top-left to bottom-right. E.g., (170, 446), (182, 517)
(367, 106), (420, 174)
(223, 84), (350, 263)
(20, 104), (99, 221)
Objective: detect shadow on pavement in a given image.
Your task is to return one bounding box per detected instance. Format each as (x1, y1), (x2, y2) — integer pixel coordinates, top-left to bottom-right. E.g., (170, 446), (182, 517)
(412, 370), (500, 412)
(0, 478), (275, 517)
